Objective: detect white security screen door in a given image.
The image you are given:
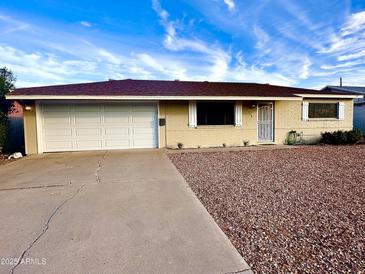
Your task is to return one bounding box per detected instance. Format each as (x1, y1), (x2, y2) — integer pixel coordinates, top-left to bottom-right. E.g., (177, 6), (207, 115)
(257, 103), (274, 142)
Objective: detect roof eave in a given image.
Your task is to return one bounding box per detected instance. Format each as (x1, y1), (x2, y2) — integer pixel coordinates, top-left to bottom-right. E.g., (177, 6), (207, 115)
(5, 95), (303, 101)
(295, 93), (362, 99)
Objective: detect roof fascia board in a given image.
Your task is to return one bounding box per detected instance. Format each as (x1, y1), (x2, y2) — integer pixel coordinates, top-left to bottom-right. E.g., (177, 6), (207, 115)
(6, 95), (303, 101)
(295, 93), (362, 99)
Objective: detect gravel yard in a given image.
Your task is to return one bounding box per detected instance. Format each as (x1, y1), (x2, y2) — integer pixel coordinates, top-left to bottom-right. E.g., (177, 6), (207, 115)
(168, 146), (365, 274)
(0, 154), (15, 166)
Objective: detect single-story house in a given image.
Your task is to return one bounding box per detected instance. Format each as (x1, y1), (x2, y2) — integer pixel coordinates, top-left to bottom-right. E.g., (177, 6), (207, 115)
(6, 79), (361, 154)
(324, 86), (365, 133)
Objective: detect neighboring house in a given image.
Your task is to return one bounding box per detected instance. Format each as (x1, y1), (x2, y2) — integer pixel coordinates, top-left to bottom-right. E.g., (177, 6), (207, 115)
(324, 86), (365, 133)
(7, 101), (25, 153)
(6, 79), (360, 155)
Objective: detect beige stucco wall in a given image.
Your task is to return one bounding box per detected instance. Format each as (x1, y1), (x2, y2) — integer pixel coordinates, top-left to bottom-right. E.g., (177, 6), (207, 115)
(275, 99), (353, 144)
(23, 102), (38, 154)
(22, 99), (354, 153)
(159, 99), (354, 148)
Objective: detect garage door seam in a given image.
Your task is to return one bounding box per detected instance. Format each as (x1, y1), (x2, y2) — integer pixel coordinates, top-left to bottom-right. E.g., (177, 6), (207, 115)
(10, 184), (85, 274)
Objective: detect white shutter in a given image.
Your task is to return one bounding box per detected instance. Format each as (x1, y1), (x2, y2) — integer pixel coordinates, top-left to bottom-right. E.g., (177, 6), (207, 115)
(234, 101), (243, 127)
(338, 102), (345, 120)
(302, 102), (309, 121)
(188, 100), (197, 127)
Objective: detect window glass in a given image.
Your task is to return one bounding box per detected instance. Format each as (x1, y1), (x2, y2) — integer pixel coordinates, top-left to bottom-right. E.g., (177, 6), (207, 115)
(197, 102), (234, 125)
(308, 103), (338, 118)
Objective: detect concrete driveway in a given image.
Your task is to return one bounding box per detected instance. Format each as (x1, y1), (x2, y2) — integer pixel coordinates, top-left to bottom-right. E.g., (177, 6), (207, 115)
(0, 150), (252, 274)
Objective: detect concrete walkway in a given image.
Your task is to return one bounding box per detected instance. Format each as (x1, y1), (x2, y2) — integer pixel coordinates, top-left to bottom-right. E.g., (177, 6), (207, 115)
(0, 150), (252, 274)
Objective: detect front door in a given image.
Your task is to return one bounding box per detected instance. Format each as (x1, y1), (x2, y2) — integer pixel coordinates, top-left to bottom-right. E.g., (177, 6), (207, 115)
(257, 103), (274, 142)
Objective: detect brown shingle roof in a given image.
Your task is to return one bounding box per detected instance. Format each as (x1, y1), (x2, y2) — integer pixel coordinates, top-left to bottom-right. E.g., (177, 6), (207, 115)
(9, 79), (355, 97)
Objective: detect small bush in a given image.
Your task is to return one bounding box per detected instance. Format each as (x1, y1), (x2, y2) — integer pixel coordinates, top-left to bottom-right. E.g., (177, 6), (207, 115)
(333, 130), (347, 144)
(320, 129), (363, 145)
(0, 120), (8, 151)
(347, 128), (363, 143)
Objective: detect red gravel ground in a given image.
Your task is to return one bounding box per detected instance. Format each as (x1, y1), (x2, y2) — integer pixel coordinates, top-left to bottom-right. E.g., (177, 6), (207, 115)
(0, 154), (16, 166)
(168, 146), (365, 274)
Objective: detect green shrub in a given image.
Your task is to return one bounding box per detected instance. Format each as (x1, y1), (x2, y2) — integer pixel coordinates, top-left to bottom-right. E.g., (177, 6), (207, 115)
(320, 131), (335, 144)
(0, 120), (7, 151)
(347, 128), (363, 143)
(320, 129), (364, 145)
(333, 130), (348, 144)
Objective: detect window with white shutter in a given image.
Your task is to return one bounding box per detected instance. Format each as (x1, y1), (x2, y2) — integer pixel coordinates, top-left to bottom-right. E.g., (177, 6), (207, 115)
(234, 101), (243, 127)
(196, 102), (234, 125)
(338, 102), (345, 120)
(188, 100), (197, 127)
(302, 102), (309, 121)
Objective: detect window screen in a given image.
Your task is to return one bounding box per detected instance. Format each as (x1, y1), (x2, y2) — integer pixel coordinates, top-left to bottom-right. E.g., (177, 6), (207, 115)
(308, 103), (338, 118)
(197, 102), (234, 125)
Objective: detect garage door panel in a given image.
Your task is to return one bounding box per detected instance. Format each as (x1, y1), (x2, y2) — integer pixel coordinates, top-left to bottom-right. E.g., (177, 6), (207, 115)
(44, 115), (72, 125)
(41, 103), (157, 152)
(104, 105), (130, 112)
(75, 128), (101, 136)
(132, 128), (154, 134)
(75, 115), (101, 124)
(76, 140), (103, 149)
(74, 105), (101, 112)
(132, 116), (155, 123)
(104, 113), (129, 123)
(133, 139), (156, 148)
(105, 139), (130, 148)
(45, 135), (73, 142)
(43, 105), (71, 112)
(45, 141), (74, 151)
(45, 128), (72, 137)
(104, 128), (129, 136)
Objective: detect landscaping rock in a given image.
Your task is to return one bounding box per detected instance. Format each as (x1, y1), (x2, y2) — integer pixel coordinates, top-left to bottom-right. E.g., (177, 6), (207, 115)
(169, 146), (365, 274)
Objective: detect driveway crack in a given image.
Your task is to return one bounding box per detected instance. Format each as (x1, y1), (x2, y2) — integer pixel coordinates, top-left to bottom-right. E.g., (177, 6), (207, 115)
(0, 184), (68, 192)
(10, 184), (85, 274)
(95, 151), (107, 183)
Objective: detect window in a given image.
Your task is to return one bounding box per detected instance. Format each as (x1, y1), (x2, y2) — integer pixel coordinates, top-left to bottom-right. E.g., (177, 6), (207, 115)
(308, 103), (338, 119)
(197, 101), (234, 125)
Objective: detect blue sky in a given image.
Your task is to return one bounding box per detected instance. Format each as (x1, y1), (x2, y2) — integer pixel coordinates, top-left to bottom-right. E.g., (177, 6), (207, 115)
(1, 0), (365, 88)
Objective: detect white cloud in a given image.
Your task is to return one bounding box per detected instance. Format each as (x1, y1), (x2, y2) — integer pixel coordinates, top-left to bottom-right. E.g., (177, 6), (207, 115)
(299, 57), (312, 79)
(337, 49), (365, 61)
(137, 53), (187, 79)
(0, 14), (31, 34)
(0, 44), (158, 87)
(97, 49), (123, 65)
(319, 11), (365, 55)
(228, 56), (294, 86)
(253, 25), (271, 53)
(341, 11), (365, 36)
(152, 0), (232, 80)
(1, 5), (310, 88)
(80, 21), (92, 27)
(223, 0), (235, 11)
(320, 59), (364, 70)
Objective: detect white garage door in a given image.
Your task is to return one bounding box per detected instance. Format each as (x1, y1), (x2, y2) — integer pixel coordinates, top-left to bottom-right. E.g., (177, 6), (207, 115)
(40, 102), (158, 152)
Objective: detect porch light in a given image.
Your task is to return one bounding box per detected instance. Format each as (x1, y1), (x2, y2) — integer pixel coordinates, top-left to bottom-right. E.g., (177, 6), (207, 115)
(24, 106), (32, 111)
